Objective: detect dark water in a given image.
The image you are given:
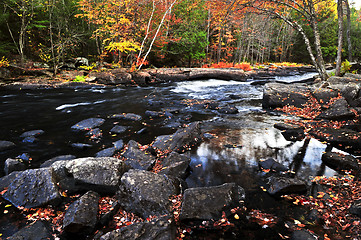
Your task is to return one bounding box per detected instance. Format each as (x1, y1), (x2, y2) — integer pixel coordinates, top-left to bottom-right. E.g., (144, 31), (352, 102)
(0, 73), (341, 238)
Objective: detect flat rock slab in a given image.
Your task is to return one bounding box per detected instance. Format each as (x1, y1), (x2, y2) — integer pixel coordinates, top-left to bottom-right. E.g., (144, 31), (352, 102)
(52, 157), (127, 194)
(19, 130), (44, 138)
(71, 118), (105, 131)
(110, 113), (142, 121)
(3, 168), (61, 208)
(122, 140), (156, 171)
(95, 147), (116, 157)
(117, 169), (180, 219)
(63, 191), (99, 233)
(0, 140), (16, 152)
(266, 176), (307, 196)
(110, 125), (129, 134)
(158, 152), (191, 178)
(322, 152), (359, 172)
(318, 98), (354, 120)
(99, 216), (175, 240)
(179, 183), (245, 221)
(8, 221), (54, 240)
(259, 158), (288, 172)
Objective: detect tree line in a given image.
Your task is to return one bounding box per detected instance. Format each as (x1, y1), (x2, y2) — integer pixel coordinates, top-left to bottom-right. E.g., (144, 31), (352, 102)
(0, 0), (360, 78)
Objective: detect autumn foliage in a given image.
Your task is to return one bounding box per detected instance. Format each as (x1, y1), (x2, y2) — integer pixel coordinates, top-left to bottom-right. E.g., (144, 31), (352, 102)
(202, 62), (252, 71)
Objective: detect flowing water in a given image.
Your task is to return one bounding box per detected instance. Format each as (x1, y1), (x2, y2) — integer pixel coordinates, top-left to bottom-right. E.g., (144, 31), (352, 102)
(0, 73), (341, 238)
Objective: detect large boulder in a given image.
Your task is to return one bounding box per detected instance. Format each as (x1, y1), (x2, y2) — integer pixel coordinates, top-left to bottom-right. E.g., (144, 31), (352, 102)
(2, 168), (61, 208)
(71, 118), (105, 131)
(311, 88), (339, 106)
(99, 216), (175, 240)
(317, 97), (355, 120)
(179, 183), (245, 221)
(8, 221), (54, 240)
(321, 152), (359, 172)
(262, 83), (310, 109)
(0, 140), (16, 152)
(122, 140), (156, 171)
(152, 122), (202, 153)
(266, 176), (307, 196)
(158, 152), (191, 178)
(52, 157), (127, 194)
(0, 171), (22, 191)
(116, 169), (181, 219)
(63, 191), (99, 234)
(89, 70), (132, 85)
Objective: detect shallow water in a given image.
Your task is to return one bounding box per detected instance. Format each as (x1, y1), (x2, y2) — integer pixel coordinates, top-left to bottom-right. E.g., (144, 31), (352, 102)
(0, 75), (342, 238)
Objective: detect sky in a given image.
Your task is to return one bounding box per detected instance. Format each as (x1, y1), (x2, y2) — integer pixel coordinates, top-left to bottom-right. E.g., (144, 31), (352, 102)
(350, 0), (361, 9)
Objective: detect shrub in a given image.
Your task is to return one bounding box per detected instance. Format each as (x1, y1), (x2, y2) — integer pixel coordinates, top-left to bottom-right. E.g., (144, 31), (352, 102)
(73, 75), (86, 82)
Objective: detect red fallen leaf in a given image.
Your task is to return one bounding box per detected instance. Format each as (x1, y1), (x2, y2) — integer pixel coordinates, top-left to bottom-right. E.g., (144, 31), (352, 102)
(0, 188), (8, 195)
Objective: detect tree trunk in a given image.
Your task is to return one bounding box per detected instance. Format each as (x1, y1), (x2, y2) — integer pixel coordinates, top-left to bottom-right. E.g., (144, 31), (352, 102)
(345, 0), (352, 62)
(335, 0), (344, 76)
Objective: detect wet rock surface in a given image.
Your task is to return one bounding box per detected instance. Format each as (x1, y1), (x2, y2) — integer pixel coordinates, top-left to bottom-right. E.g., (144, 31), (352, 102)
(158, 152), (191, 178)
(179, 183), (245, 221)
(259, 158), (288, 173)
(266, 176), (307, 196)
(116, 169), (181, 218)
(321, 152), (360, 172)
(122, 140), (156, 170)
(8, 221), (54, 240)
(71, 118), (105, 131)
(110, 113), (142, 121)
(4, 158), (26, 175)
(3, 168), (61, 208)
(0, 140), (16, 152)
(262, 83), (310, 108)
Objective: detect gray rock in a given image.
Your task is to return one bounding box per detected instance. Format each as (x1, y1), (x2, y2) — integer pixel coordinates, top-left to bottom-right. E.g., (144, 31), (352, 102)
(86, 128), (102, 140)
(2, 168), (61, 208)
(217, 105), (239, 114)
(113, 139), (124, 150)
(122, 140), (156, 171)
(322, 152), (359, 172)
(266, 176), (307, 196)
(95, 147), (116, 157)
(40, 155), (76, 168)
(158, 152), (191, 178)
(0, 171), (22, 191)
(99, 201), (121, 226)
(110, 125), (129, 134)
(274, 123), (304, 132)
(71, 143), (93, 149)
(258, 158), (288, 172)
(19, 130), (44, 138)
(110, 113), (142, 121)
(179, 183), (245, 221)
(8, 221), (54, 240)
(63, 191), (99, 234)
(291, 229), (318, 240)
(4, 158), (26, 175)
(350, 199), (361, 217)
(22, 136), (39, 143)
(311, 88), (339, 106)
(318, 97), (355, 120)
(71, 118), (105, 131)
(99, 216), (175, 240)
(116, 169), (181, 219)
(52, 157), (127, 194)
(262, 83), (310, 109)
(0, 140), (16, 152)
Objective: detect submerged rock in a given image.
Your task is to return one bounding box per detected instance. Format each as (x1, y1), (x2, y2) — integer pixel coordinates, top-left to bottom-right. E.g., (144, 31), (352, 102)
(71, 118), (105, 131)
(8, 221), (54, 240)
(63, 191), (99, 234)
(22, 136), (39, 143)
(86, 128), (102, 140)
(122, 140), (156, 171)
(110, 113), (142, 121)
(266, 176), (307, 196)
(71, 143), (93, 149)
(110, 125), (129, 134)
(99, 216), (175, 240)
(3, 168), (61, 208)
(0, 140), (16, 152)
(19, 129), (44, 138)
(116, 169), (181, 219)
(179, 183), (245, 221)
(52, 157), (127, 194)
(258, 158), (288, 173)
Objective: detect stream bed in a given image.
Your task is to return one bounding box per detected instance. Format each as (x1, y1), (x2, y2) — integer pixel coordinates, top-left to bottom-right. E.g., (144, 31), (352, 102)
(0, 72), (342, 238)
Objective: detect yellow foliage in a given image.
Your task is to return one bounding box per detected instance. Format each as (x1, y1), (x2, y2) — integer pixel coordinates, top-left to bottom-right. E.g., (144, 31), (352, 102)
(105, 41), (140, 53)
(0, 56), (10, 68)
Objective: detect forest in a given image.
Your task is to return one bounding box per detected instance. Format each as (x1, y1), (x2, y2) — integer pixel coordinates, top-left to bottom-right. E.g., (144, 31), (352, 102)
(0, 0), (361, 75)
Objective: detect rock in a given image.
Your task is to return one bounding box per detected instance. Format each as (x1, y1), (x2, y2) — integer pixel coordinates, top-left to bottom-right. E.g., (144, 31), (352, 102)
(311, 88), (339, 106)
(95, 147), (116, 157)
(99, 201), (121, 226)
(152, 122), (202, 153)
(340, 83), (361, 107)
(90, 69), (132, 85)
(318, 97), (355, 120)
(110, 113), (142, 121)
(0, 140), (16, 152)
(40, 155), (76, 168)
(145, 110), (166, 119)
(158, 152), (191, 178)
(131, 71), (154, 85)
(0, 171), (22, 191)
(281, 129), (305, 141)
(22, 136), (39, 143)
(71, 118), (105, 131)
(113, 139), (124, 150)
(349, 199), (361, 217)
(2, 168), (61, 208)
(116, 169), (181, 219)
(321, 152), (359, 172)
(137, 128), (147, 134)
(203, 133), (215, 139)
(8, 221), (54, 240)
(122, 140), (156, 171)
(4, 158), (26, 175)
(71, 143), (93, 149)
(63, 191), (99, 234)
(110, 125), (129, 134)
(217, 105), (239, 114)
(262, 83), (310, 109)
(258, 158), (288, 173)
(291, 229), (318, 240)
(266, 176), (307, 196)
(179, 183), (245, 221)
(344, 73), (361, 79)
(274, 123), (304, 132)
(74, 57), (89, 67)
(16, 153), (31, 162)
(19, 130), (44, 138)
(52, 157), (127, 194)
(86, 128), (102, 140)
(99, 216), (175, 240)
